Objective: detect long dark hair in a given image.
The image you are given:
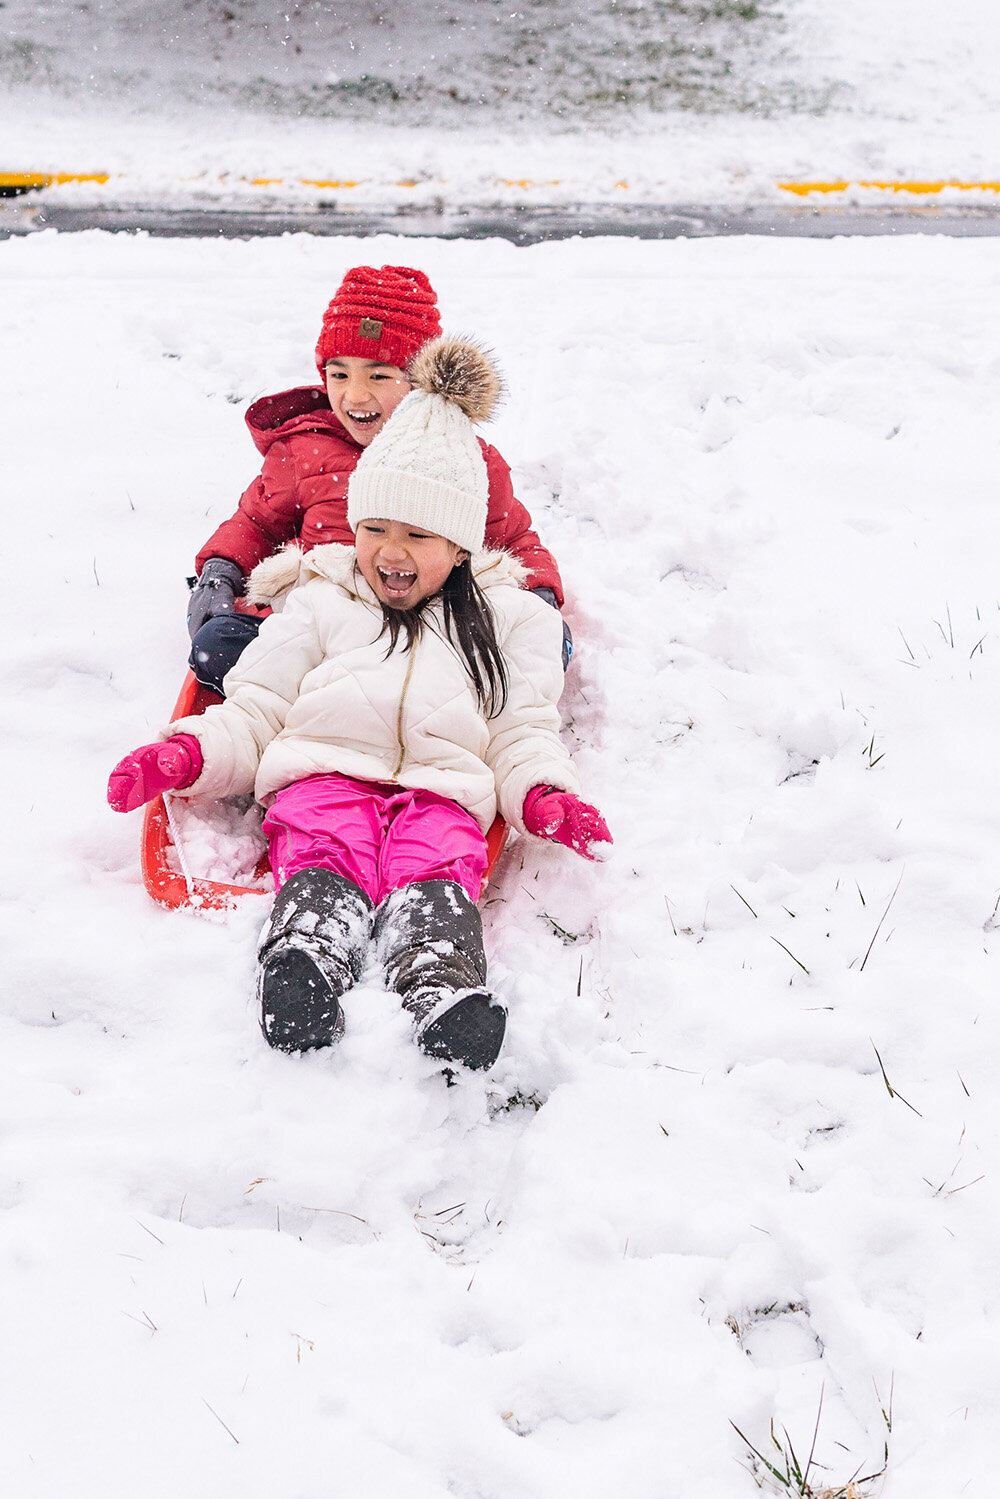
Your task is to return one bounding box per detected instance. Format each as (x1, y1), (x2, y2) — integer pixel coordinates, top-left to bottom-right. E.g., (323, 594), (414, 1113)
(370, 559), (509, 718)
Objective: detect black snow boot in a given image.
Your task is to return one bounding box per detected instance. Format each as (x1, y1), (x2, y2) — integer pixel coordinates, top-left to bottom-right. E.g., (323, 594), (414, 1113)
(257, 867), (373, 1053)
(372, 879), (506, 1072)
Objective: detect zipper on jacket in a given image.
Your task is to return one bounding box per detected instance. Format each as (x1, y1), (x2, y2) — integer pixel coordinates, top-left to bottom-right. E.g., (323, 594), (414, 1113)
(392, 636), (419, 778)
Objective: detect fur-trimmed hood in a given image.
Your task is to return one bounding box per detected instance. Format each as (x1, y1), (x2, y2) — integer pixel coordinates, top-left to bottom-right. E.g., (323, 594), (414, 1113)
(246, 542), (530, 611)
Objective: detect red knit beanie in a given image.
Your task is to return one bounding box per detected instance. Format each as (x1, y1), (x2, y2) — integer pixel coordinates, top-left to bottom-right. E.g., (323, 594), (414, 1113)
(315, 265), (442, 374)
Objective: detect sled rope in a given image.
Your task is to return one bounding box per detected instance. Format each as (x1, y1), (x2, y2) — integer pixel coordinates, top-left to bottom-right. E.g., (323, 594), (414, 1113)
(163, 792), (196, 898)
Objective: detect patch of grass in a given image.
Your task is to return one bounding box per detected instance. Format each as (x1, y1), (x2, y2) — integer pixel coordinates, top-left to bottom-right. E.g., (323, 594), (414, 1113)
(541, 912), (581, 944)
(0, 37), (56, 86)
(899, 601), (996, 674)
(495, 1090), (546, 1113)
(732, 1419), (881, 1496)
(732, 1384), (891, 1497)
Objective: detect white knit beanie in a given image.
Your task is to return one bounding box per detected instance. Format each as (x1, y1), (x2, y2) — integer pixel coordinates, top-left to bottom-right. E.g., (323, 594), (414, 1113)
(347, 336), (503, 555)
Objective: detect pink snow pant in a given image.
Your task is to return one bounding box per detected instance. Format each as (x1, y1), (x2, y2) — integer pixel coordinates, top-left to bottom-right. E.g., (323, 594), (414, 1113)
(262, 773), (489, 906)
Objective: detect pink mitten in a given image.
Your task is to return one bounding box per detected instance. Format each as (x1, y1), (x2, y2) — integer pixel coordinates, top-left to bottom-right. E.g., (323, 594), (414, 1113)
(107, 734), (203, 813)
(523, 785), (612, 861)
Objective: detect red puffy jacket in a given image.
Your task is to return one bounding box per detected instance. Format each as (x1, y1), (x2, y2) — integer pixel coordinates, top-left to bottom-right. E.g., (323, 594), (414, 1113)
(196, 386), (563, 606)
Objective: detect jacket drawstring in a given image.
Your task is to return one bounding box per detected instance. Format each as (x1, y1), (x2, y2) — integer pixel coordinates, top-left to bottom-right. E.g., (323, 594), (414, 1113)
(392, 637), (419, 778)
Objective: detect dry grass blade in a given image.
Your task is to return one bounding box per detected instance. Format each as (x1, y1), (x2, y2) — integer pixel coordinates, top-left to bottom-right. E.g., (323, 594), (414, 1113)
(202, 1398), (239, 1445)
(859, 872), (903, 972)
(132, 1217), (164, 1245)
(731, 885), (759, 917)
(771, 936), (810, 974)
(871, 1041), (922, 1117)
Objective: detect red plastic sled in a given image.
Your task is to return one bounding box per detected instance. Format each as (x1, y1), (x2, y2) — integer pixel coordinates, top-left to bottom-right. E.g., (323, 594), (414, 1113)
(141, 672), (508, 912)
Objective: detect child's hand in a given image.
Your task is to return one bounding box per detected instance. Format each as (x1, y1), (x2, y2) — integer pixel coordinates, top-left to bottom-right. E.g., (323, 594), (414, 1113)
(107, 735), (203, 813)
(529, 586), (573, 670)
(187, 558), (245, 639)
(523, 786), (612, 861)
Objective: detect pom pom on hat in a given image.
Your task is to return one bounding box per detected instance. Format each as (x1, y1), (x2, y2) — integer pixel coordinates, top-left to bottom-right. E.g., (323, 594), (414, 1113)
(315, 265), (442, 373)
(407, 335), (504, 422)
(347, 337), (503, 556)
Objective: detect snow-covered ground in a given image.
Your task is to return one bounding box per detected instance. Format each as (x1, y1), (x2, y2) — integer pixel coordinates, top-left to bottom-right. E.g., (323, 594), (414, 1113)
(3, 228), (1000, 1495)
(2, 0), (1000, 204)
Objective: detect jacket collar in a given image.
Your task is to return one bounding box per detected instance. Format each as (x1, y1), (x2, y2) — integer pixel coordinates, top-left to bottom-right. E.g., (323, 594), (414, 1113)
(247, 543), (528, 610)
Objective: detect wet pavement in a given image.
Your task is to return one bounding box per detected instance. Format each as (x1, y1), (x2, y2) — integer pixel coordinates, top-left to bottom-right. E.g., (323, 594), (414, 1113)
(3, 197), (1000, 241)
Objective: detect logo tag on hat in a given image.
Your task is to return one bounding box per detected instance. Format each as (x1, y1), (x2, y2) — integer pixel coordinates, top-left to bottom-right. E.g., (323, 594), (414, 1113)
(359, 317), (383, 340)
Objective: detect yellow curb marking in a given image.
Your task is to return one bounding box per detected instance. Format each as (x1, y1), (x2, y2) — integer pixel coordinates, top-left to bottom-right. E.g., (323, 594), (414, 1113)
(3, 172), (999, 198)
(780, 180), (1000, 195)
(1, 171), (111, 189)
(1, 171), (586, 192)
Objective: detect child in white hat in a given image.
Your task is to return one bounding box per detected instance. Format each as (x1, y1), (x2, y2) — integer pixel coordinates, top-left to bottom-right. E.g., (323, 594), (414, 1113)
(109, 338), (609, 1074)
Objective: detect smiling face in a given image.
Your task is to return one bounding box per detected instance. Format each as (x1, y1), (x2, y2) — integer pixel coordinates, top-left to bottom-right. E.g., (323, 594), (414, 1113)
(354, 519), (467, 610)
(324, 356), (412, 446)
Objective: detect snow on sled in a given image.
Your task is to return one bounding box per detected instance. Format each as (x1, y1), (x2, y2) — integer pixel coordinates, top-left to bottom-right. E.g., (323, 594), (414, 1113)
(141, 672), (509, 913)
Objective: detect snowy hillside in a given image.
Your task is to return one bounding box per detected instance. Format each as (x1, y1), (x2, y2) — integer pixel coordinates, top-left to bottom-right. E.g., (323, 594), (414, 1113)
(3, 0), (1000, 200)
(2, 229), (999, 1496)
(1, 0), (800, 121)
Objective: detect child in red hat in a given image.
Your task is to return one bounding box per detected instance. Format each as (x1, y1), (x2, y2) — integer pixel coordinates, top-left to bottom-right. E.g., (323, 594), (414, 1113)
(187, 264), (568, 693)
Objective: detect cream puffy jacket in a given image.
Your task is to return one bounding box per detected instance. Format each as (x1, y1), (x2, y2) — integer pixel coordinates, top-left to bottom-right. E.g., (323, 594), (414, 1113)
(168, 544), (579, 834)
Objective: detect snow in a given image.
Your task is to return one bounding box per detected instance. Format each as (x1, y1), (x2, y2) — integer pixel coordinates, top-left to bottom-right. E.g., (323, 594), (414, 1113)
(2, 227), (999, 1494)
(2, 0), (1000, 205)
(165, 793), (271, 887)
